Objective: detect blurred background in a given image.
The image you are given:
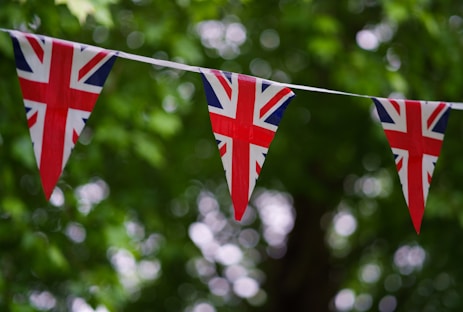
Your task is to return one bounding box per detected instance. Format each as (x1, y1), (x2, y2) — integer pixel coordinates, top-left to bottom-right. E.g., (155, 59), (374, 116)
(1, 0), (463, 311)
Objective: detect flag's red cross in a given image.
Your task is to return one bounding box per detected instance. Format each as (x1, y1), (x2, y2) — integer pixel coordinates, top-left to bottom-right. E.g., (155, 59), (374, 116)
(208, 70), (291, 220)
(19, 36), (107, 199)
(383, 99), (446, 233)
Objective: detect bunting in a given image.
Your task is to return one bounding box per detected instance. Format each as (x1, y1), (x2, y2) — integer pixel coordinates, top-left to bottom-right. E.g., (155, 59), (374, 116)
(200, 69), (295, 220)
(2, 29), (462, 232)
(10, 30), (117, 199)
(372, 98), (451, 233)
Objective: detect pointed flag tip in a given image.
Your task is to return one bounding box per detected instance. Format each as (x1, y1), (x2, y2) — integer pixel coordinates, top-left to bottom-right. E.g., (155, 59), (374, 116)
(40, 171), (59, 202)
(40, 172), (59, 202)
(233, 202), (247, 222)
(413, 222), (422, 235)
(43, 186), (54, 201)
(234, 208), (245, 222)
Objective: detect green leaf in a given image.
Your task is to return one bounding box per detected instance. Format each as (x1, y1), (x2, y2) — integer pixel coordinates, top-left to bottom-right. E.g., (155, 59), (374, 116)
(55, 0), (116, 26)
(12, 135), (35, 169)
(133, 132), (165, 168)
(147, 109), (182, 138)
(48, 244), (69, 271)
(2, 197), (26, 221)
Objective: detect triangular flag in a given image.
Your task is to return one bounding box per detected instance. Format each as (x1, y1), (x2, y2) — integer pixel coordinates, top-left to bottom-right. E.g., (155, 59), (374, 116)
(372, 98), (451, 233)
(200, 69), (295, 220)
(10, 30), (117, 199)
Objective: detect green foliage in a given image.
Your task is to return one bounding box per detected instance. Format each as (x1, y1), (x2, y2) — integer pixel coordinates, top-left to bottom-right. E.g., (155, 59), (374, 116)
(55, 0), (117, 26)
(2, 0), (463, 311)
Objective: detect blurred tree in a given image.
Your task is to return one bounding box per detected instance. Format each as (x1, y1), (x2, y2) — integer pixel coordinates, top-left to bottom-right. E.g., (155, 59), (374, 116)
(1, 0), (463, 311)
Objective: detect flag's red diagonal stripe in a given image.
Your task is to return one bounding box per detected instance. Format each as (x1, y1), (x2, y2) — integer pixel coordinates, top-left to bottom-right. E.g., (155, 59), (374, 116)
(72, 130), (79, 144)
(78, 51), (107, 80)
(396, 157), (403, 172)
(28, 111), (38, 128)
(211, 69), (232, 100)
(26, 36), (44, 63)
(259, 88), (292, 118)
(219, 143), (227, 157)
(390, 99), (401, 115)
(427, 102), (446, 129)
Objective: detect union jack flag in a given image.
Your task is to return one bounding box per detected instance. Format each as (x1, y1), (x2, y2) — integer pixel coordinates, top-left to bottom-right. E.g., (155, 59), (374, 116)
(10, 30), (117, 199)
(373, 98), (451, 233)
(201, 69), (295, 220)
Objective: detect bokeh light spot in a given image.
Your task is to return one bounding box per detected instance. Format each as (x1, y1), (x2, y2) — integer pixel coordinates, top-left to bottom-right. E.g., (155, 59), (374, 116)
(260, 29), (280, 50)
(65, 222), (86, 243)
(208, 277), (230, 296)
(378, 295), (397, 312)
(50, 187), (64, 207)
(192, 302), (216, 312)
(334, 288), (355, 311)
(356, 30), (379, 50)
(355, 293), (373, 311)
(360, 263), (381, 284)
(233, 277), (259, 298)
(215, 244), (243, 265)
(334, 211), (357, 237)
(29, 291), (56, 311)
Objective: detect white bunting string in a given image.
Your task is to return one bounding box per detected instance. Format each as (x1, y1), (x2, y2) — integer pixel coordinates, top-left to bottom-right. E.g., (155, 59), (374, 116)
(2, 28), (463, 110)
(116, 51), (201, 73)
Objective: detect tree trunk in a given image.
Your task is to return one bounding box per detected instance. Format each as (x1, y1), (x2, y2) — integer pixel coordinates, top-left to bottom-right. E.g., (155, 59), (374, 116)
(264, 194), (339, 312)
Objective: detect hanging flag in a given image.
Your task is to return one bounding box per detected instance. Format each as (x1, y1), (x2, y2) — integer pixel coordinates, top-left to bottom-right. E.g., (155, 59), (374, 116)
(10, 30), (117, 200)
(372, 98), (451, 233)
(200, 69), (295, 220)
